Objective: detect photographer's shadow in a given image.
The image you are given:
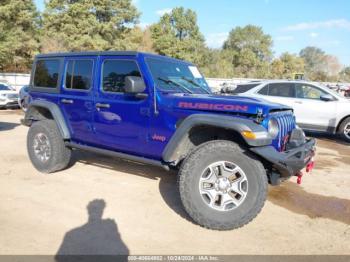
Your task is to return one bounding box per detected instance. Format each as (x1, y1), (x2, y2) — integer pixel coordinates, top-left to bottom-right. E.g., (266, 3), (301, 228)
(56, 199), (129, 257)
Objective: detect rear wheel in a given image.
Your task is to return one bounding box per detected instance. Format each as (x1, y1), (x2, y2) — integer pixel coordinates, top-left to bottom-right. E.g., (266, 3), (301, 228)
(178, 140), (267, 230)
(27, 120), (71, 173)
(338, 117), (350, 143)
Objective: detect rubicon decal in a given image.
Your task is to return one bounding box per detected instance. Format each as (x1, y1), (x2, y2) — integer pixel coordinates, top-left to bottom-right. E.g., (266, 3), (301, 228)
(178, 102), (249, 112)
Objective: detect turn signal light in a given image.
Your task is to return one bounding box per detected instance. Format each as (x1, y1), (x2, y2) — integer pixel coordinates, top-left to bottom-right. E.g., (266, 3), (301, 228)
(241, 131), (256, 139)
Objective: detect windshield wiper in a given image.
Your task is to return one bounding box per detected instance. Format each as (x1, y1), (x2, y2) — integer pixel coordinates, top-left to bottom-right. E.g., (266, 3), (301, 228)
(181, 77), (211, 94)
(157, 77), (193, 94)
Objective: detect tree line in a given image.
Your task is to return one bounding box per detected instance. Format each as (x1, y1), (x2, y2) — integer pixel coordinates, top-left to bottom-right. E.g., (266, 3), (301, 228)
(1, 0), (349, 82)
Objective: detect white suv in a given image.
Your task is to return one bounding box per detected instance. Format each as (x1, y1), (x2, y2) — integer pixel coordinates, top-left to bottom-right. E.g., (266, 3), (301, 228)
(226, 80), (350, 142)
(0, 82), (19, 109)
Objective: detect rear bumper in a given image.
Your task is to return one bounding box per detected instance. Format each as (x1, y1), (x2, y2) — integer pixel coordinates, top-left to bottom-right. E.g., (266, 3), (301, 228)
(251, 138), (316, 178)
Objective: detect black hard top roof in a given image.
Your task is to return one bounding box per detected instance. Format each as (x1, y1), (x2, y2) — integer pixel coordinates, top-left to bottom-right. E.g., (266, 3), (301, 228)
(34, 51), (193, 64)
(35, 51), (141, 58)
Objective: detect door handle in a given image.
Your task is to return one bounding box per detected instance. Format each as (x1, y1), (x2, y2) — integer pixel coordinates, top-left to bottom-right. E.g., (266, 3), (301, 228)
(61, 99), (74, 104)
(95, 103), (110, 109)
(294, 101), (303, 104)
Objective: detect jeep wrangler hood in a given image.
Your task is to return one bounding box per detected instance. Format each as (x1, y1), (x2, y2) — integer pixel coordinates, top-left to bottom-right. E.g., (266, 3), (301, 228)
(161, 93), (291, 115)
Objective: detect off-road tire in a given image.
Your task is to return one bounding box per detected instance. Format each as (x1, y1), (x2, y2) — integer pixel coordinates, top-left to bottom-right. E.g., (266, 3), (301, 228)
(27, 120), (71, 173)
(178, 140), (267, 230)
(338, 117), (350, 143)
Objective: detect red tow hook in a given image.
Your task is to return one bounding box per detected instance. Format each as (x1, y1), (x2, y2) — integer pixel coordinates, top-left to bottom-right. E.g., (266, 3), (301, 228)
(296, 172), (303, 185)
(306, 160), (315, 173)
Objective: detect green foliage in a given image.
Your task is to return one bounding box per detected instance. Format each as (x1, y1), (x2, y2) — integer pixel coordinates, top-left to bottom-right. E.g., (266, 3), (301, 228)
(300, 47), (325, 70)
(270, 52), (305, 79)
(136, 27), (155, 53)
(300, 47), (344, 81)
(0, 3), (347, 82)
(299, 46), (327, 81)
(199, 49), (234, 78)
(223, 25), (273, 61)
(150, 7), (207, 66)
(339, 67), (350, 82)
(0, 0), (40, 72)
(222, 25), (273, 78)
(42, 0), (140, 51)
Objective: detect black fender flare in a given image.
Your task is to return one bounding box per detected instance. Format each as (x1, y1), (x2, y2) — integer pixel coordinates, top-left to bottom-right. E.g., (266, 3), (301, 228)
(23, 100), (70, 139)
(162, 114), (271, 164)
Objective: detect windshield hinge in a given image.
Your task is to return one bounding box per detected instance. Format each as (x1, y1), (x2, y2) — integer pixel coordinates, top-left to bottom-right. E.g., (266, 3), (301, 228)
(256, 108), (264, 124)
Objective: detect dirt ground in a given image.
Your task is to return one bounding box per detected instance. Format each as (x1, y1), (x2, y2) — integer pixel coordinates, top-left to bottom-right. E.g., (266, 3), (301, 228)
(0, 109), (350, 255)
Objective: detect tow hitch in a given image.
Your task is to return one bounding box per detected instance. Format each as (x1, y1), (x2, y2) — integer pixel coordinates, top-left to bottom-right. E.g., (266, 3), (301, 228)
(306, 159), (315, 173)
(296, 172), (303, 185)
(296, 158), (315, 184)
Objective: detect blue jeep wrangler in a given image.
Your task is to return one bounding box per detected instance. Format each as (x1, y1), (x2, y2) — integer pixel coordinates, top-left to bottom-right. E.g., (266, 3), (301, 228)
(22, 51), (315, 230)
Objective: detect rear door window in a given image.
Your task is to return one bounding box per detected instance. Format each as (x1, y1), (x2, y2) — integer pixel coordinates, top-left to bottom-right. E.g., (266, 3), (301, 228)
(266, 83), (295, 98)
(65, 59), (93, 90)
(231, 83), (260, 94)
(258, 85), (268, 95)
(33, 59), (60, 88)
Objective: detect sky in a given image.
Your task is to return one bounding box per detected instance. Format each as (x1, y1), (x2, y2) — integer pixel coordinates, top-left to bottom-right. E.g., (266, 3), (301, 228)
(34, 0), (350, 66)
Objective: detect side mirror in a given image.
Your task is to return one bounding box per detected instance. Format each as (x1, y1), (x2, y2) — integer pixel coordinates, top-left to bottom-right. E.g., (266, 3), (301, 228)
(320, 94), (334, 101)
(125, 76), (146, 94)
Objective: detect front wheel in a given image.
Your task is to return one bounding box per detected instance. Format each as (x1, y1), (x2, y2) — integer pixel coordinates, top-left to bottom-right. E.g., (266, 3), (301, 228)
(27, 120), (72, 173)
(178, 140), (267, 230)
(338, 117), (350, 143)
(20, 98), (29, 112)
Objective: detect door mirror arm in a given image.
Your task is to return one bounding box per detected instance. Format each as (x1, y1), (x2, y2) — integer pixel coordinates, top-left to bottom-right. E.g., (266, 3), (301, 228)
(135, 93), (148, 99)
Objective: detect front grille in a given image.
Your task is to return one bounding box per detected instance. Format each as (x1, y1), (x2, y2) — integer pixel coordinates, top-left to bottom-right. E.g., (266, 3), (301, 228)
(271, 111), (296, 151)
(6, 101), (18, 106)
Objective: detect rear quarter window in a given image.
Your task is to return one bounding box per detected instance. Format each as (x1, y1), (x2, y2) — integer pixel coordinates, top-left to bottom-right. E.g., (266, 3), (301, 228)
(33, 59), (61, 89)
(231, 83), (260, 94)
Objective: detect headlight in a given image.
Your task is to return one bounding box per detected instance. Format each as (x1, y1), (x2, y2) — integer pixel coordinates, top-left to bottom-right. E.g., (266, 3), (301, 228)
(268, 118), (279, 138)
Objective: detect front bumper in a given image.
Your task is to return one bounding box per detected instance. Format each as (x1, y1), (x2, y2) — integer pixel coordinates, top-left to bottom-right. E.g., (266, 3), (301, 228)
(251, 138), (316, 178)
(0, 99), (19, 108)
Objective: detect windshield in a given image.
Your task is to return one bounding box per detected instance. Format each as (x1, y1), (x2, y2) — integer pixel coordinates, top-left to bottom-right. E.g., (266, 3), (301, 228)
(317, 83), (346, 98)
(146, 57), (211, 94)
(0, 84), (11, 91)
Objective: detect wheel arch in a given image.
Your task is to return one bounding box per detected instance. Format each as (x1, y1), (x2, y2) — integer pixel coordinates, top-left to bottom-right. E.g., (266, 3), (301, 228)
(162, 114), (271, 165)
(336, 115), (350, 133)
(23, 100), (70, 140)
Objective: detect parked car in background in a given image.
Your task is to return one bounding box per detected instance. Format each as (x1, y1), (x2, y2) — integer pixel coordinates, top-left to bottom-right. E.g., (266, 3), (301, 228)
(222, 80), (350, 142)
(18, 85), (30, 111)
(220, 82), (237, 94)
(0, 82), (19, 109)
(343, 85), (350, 98)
